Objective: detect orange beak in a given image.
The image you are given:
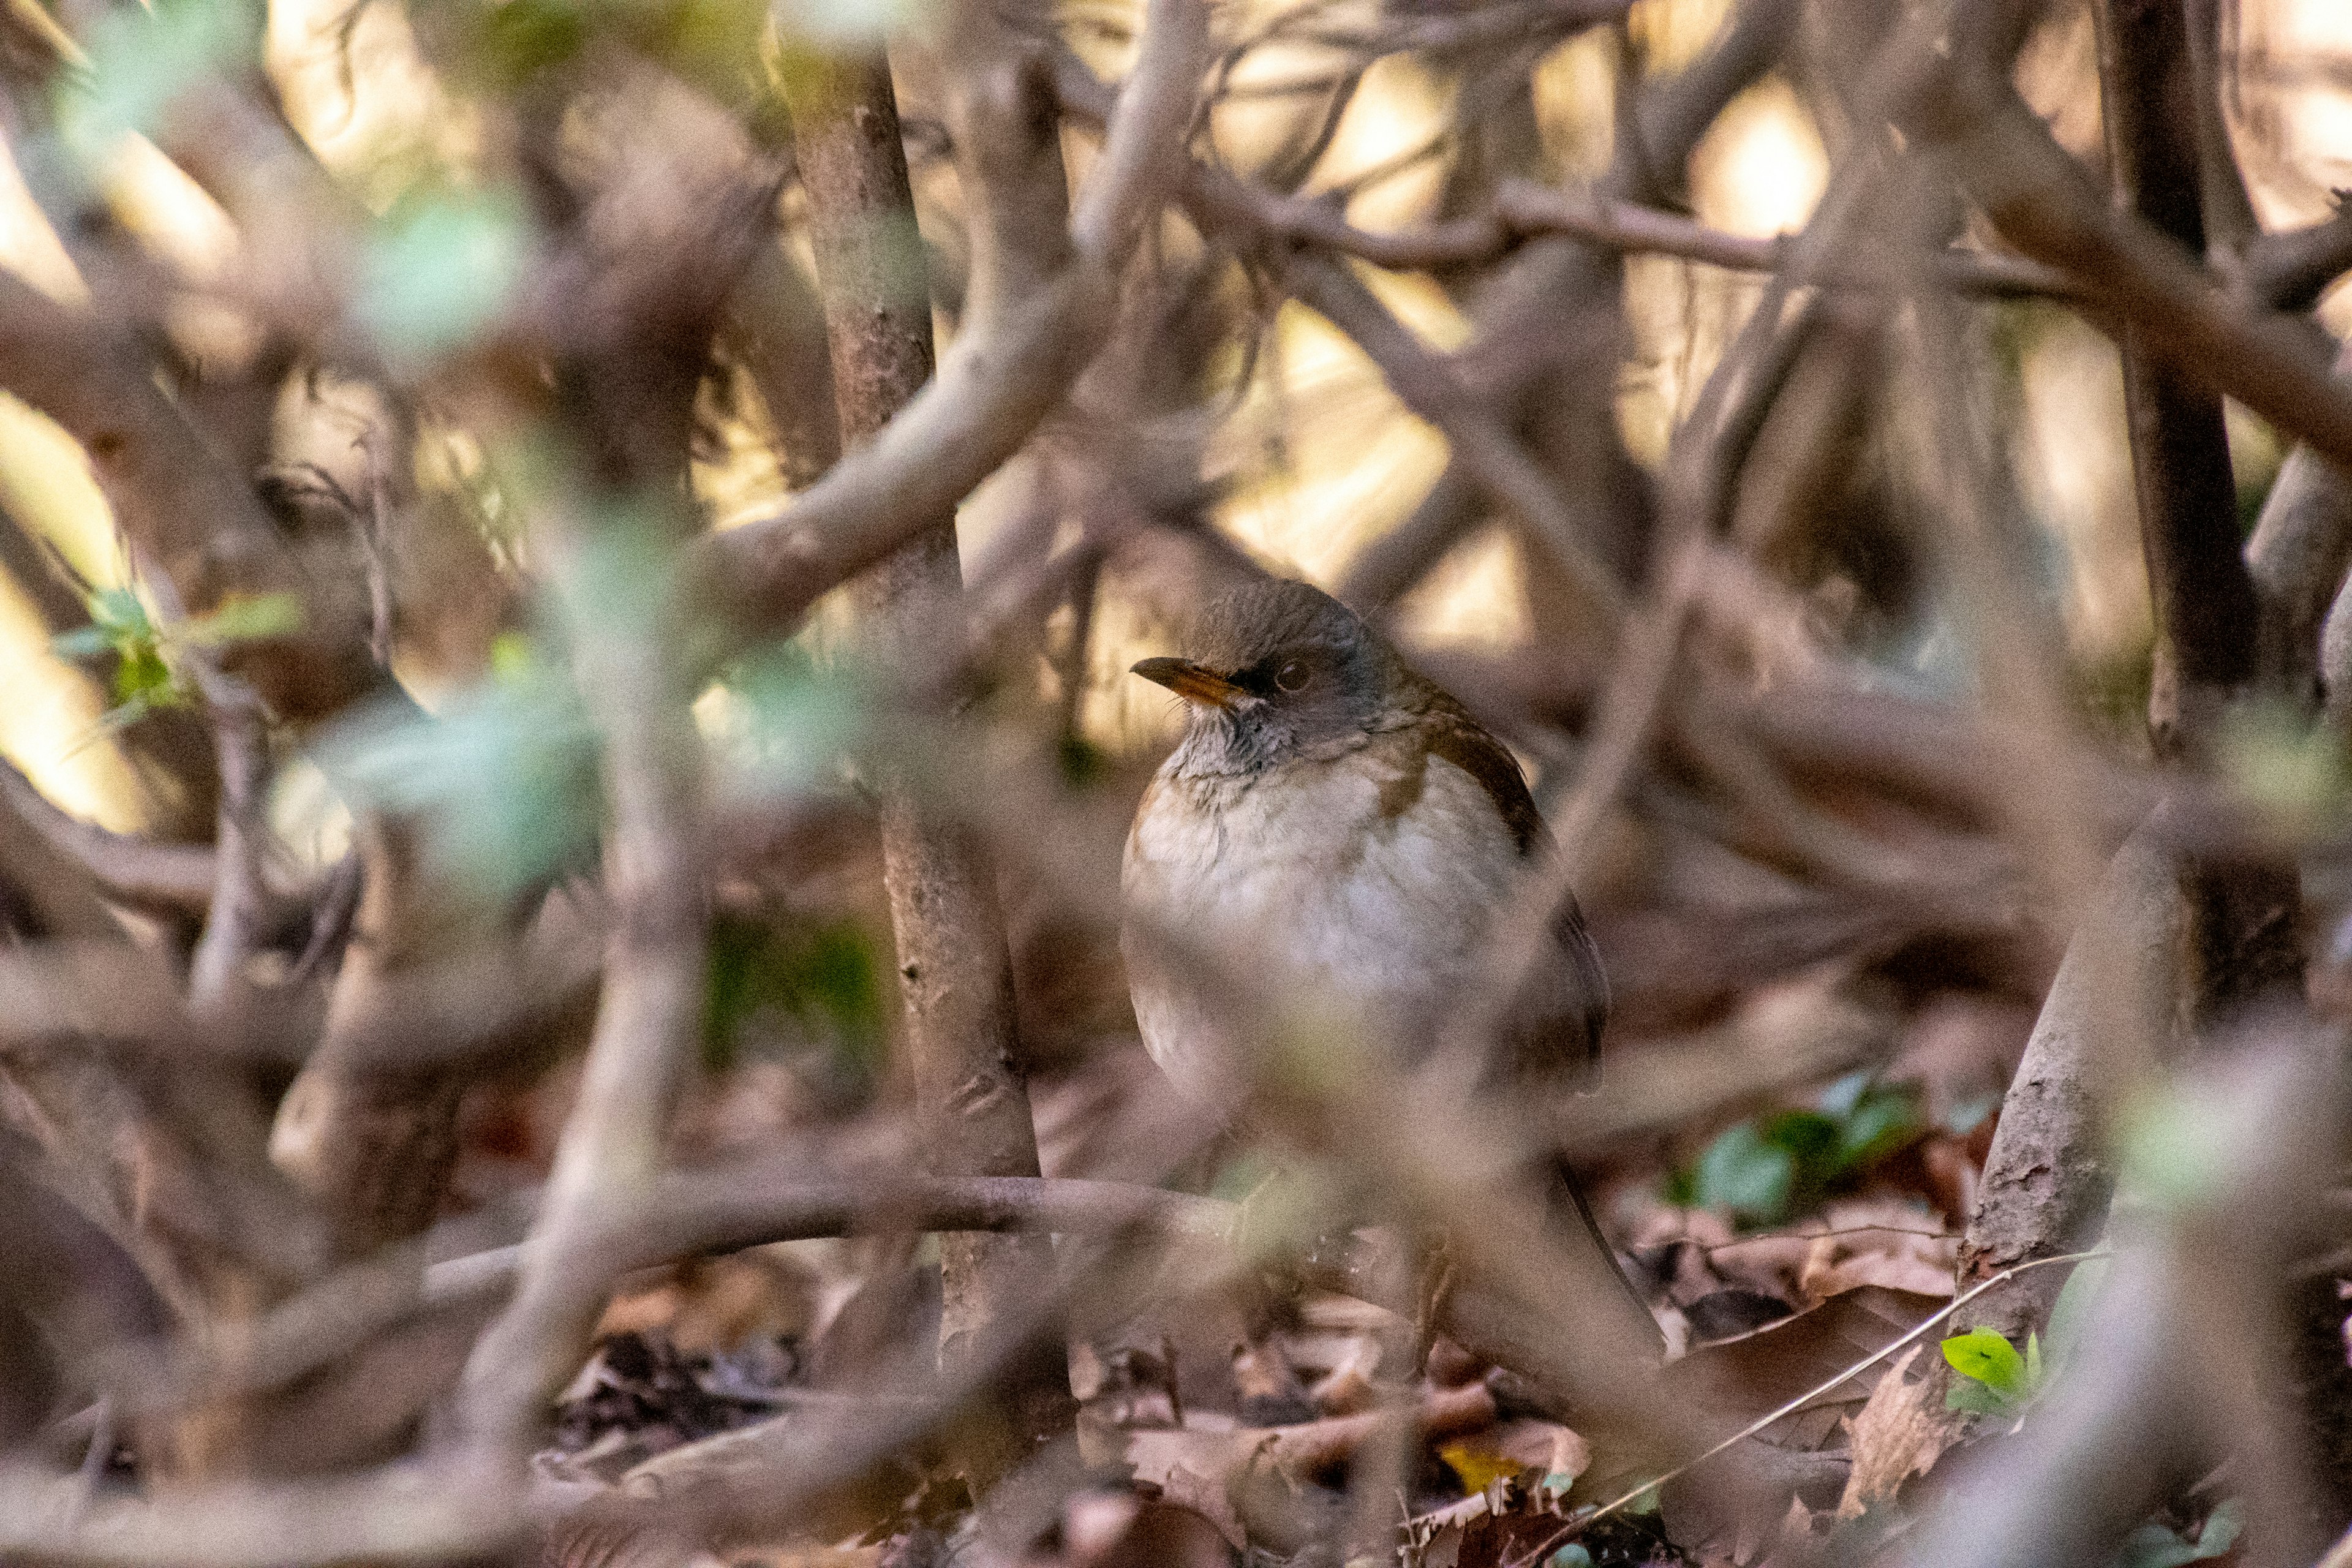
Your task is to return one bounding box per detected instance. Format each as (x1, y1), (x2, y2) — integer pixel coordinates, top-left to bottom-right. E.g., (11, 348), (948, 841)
(1131, 657), (1245, 710)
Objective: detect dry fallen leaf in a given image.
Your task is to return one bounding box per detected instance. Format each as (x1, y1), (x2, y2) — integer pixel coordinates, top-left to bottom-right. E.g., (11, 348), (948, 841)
(1127, 1383), (1499, 1547)
(1798, 1200), (1957, 1303)
(1836, 1345), (1960, 1518)
(1437, 1419), (1591, 1494)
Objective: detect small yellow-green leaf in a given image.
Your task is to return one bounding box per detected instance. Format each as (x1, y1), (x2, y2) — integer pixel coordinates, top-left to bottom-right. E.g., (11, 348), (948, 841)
(1942, 1328), (2027, 1396)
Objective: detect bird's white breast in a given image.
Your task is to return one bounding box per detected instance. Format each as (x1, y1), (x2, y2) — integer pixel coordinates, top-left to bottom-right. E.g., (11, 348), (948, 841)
(1120, 743), (1523, 1104)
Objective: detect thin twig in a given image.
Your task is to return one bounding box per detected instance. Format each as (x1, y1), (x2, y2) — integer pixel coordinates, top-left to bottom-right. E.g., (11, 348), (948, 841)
(1505, 1250), (2112, 1567)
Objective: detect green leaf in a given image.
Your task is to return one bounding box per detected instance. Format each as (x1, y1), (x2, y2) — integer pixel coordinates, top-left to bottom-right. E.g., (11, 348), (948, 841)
(1943, 1377), (2009, 1415)
(2113, 1521), (2204, 1568)
(1832, 1084), (1924, 1174)
(315, 671), (600, 901)
(111, 644), (173, 707)
(1692, 1122), (1796, 1226)
(48, 625), (115, 660)
(477, 0), (587, 85)
(1762, 1108), (1841, 1167)
(1942, 1329), (2027, 1397)
(89, 586), (153, 634)
(1818, 1070), (1872, 1118)
(2025, 1330), (2042, 1390)
(2112, 1503), (2243, 1568)
(184, 592), (303, 646)
(1547, 1548), (1594, 1568)
(2046, 1258), (2108, 1370)
(715, 643), (869, 797)
(2192, 1499), (2244, 1559)
(1944, 1091), (1999, 1136)
(58, 0), (251, 146)
(357, 190), (529, 363)
(2120, 1085), (2231, 1211)
(704, 913), (886, 1096)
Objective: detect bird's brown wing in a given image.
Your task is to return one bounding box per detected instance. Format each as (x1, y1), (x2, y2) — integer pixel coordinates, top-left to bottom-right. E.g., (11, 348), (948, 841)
(1423, 710), (1653, 1351)
(1423, 712), (1611, 1084)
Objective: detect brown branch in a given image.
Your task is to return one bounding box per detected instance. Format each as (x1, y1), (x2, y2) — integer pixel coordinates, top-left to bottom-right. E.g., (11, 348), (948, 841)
(0, 1461), (519, 1567)
(2085, 0), (2303, 1026)
(1210, 173), (2075, 296)
(1919, 1028), (2346, 1566)
(105, 1167), (1232, 1423)
(703, 0), (1209, 631)
(0, 273), (380, 724)
(0, 761), (216, 915)
(1275, 252), (1630, 633)
(2242, 205), (2352, 315)
(456, 521), (709, 1453)
(1914, 77), (2352, 475)
(268, 820), (528, 1258)
(2237, 333), (2352, 701)
(776, 31), (1074, 1487)
(2093, 0), (2261, 749)
(185, 678), (271, 1011)
(1955, 828), (2169, 1316)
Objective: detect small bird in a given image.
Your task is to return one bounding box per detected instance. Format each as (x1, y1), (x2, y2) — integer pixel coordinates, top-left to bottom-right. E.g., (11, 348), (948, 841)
(1120, 577), (1661, 1356)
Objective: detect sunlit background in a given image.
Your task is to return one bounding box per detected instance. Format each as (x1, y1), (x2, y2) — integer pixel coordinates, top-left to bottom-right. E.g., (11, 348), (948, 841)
(2, 0), (2350, 830)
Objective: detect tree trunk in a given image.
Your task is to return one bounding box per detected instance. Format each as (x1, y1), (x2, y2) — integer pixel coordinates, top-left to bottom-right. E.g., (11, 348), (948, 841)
(777, 46), (1074, 1488)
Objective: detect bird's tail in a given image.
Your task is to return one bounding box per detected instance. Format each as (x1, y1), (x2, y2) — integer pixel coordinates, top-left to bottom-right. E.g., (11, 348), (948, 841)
(1544, 1153), (1667, 1361)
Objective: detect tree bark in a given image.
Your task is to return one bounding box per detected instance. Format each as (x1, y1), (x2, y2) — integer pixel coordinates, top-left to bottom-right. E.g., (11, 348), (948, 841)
(777, 45), (1074, 1487)
(2092, 0), (2302, 1021)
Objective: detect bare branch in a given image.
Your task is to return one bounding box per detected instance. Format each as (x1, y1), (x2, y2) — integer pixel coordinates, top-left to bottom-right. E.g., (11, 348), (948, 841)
(1916, 78), (2352, 474)
(456, 521), (709, 1453)
(0, 761), (215, 916)
(0, 274), (379, 723)
(705, 0), (1211, 631)
(775, 28), (1073, 1485)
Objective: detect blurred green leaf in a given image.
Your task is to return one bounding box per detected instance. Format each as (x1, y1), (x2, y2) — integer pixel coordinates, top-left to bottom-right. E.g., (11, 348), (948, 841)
(477, 0), (587, 84)
(704, 913), (886, 1100)
(58, 0), (251, 147)
(183, 592), (303, 646)
(714, 643), (868, 797)
(2119, 1085), (2230, 1211)
(1832, 1084), (1925, 1173)
(1675, 1074), (1928, 1227)
(2220, 698), (2350, 825)
(358, 190), (529, 363)
(47, 625), (115, 660)
(1057, 733), (1109, 789)
(771, 0), (930, 50)
(2113, 1500), (2243, 1568)
(2046, 1257), (2109, 1370)
(1817, 1069), (1871, 1118)
(1944, 1091), (1999, 1137)
(1691, 1122), (1795, 1226)
(1943, 1376), (2010, 1416)
(50, 584), (299, 743)
(315, 665), (599, 900)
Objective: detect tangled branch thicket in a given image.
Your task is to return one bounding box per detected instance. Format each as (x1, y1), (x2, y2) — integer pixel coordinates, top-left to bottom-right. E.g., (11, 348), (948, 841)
(7, 0), (2352, 1561)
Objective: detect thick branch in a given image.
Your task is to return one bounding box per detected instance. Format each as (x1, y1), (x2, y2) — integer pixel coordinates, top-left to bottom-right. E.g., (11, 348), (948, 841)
(457, 529), (708, 1453)
(2247, 337), (2352, 708)
(1917, 78), (2352, 475)
(0, 274), (379, 723)
(704, 0), (1208, 630)
(776, 34), (1072, 1483)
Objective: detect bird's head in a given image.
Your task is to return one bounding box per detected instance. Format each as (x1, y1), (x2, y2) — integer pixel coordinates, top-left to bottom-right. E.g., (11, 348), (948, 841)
(1131, 579), (1412, 771)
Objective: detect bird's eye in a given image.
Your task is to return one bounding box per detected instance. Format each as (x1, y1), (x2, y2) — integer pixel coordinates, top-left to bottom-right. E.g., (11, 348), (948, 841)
(1275, 658), (1310, 693)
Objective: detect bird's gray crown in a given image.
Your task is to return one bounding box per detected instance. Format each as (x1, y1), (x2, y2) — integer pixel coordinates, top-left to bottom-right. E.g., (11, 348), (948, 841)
(1185, 579), (1370, 676)
(1152, 579), (1434, 775)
